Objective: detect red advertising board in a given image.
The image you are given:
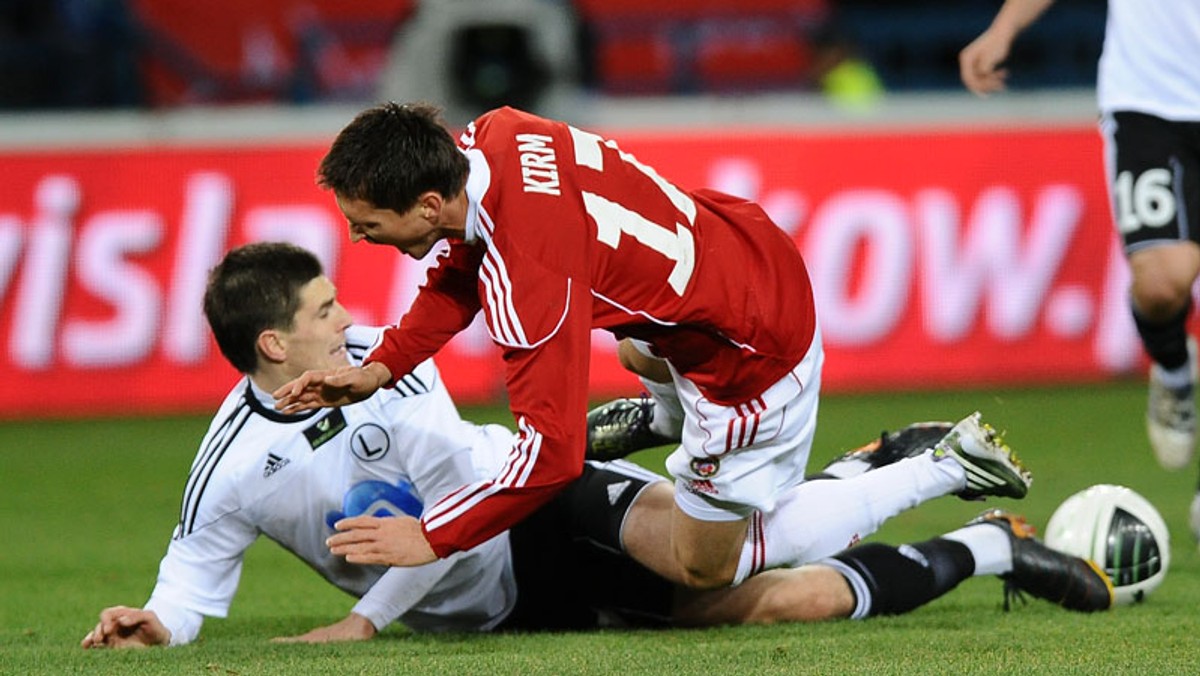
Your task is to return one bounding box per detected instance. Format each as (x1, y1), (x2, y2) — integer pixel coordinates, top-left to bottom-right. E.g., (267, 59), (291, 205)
(0, 123), (1143, 419)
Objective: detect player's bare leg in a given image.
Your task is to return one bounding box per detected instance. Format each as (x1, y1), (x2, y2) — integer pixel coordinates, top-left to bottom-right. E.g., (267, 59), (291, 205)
(621, 450), (970, 586)
(1131, 243), (1200, 470)
(616, 338), (672, 384)
(669, 508), (749, 589)
(672, 566), (853, 626)
(597, 478), (744, 589)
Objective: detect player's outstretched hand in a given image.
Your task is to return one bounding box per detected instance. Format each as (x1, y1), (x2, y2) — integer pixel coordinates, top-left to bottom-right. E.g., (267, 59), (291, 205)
(959, 28), (1014, 96)
(81, 606), (170, 649)
(328, 515), (438, 567)
(273, 363), (391, 413)
(272, 613), (377, 644)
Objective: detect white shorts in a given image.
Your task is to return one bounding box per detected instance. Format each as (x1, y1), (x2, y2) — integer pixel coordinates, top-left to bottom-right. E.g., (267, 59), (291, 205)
(661, 325), (823, 522)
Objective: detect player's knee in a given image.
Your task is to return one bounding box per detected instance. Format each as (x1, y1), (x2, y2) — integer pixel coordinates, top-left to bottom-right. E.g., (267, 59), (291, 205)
(677, 565), (736, 590)
(617, 339), (671, 383)
(673, 550), (739, 590)
(1130, 246), (1200, 320)
(1132, 278), (1191, 320)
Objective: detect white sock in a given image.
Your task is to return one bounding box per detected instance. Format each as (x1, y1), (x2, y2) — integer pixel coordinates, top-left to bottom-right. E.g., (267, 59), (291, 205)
(733, 450), (966, 583)
(640, 376), (684, 438)
(1156, 362), (1194, 390)
(941, 523), (1014, 576)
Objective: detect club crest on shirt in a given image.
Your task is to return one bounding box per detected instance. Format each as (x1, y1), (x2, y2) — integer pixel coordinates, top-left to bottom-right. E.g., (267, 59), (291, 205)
(516, 133), (560, 195)
(690, 456), (720, 478)
(303, 409), (347, 450)
(350, 423), (390, 462)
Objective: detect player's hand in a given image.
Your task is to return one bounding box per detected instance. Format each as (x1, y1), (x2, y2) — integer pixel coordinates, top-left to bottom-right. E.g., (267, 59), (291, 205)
(959, 28), (1014, 96)
(328, 515), (438, 567)
(272, 613), (377, 643)
(81, 606), (171, 649)
(273, 363), (391, 413)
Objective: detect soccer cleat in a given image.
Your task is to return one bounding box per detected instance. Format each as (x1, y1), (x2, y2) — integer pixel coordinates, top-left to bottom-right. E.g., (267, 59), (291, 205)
(586, 395), (677, 461)
(813, 421), (954, 480)
(1146, 337), (1197, 471)
(932, 412), (1031, 500)
(969, 509), (1114, 612)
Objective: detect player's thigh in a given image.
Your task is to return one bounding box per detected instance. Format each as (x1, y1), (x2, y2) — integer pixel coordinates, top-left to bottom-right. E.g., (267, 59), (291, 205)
(1104, 112), (1200, 252)
(672, 566), (853, 626)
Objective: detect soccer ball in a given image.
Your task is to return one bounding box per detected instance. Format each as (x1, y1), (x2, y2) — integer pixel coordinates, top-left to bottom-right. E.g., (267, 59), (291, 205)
(1044, 484), (1169, 605)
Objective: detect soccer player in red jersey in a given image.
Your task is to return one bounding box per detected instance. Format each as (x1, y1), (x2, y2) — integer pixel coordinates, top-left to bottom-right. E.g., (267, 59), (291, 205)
(275, 102), (1027, 588)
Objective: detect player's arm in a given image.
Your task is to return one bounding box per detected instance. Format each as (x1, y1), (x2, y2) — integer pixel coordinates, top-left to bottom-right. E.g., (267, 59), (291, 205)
(417, 265), (594, 557)
(365, 242), (485, 379)
(273, 560), (457, 643)
(959, 0), (1057, 95)
(274, 244), (483, 413)
(82, 497), (258, 649)
(331, 266), (591, 563)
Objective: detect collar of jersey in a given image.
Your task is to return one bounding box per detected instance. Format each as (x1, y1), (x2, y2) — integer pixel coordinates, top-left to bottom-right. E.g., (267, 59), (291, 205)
(462, 147), (488, 244)
(243, 379), (322, 423)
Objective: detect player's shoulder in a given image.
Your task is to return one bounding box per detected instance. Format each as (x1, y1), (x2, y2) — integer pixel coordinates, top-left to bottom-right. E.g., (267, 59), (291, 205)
(345, 325), (384, 366)
(467, 107), (563, 147)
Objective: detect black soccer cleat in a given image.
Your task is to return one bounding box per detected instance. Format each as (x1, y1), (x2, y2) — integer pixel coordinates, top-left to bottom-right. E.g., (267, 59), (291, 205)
(969, 509), (1114, 613)
(813, 421), (954, 480)
(586, 395), (677, 461)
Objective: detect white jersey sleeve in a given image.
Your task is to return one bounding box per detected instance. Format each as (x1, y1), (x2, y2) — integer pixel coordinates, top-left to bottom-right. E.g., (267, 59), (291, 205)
(143, 510), (256, 644)
(141, 387), (260, 645)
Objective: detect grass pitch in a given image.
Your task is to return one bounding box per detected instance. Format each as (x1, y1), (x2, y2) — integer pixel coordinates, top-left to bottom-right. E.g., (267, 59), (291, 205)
(3, 381), (1199, 674)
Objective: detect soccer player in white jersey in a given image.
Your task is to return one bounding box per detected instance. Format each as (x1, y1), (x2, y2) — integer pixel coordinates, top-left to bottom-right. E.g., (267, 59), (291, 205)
(274, 103), (1032, 590)
(961, 0), (1200, 537)
(82, 242), (1111, 649)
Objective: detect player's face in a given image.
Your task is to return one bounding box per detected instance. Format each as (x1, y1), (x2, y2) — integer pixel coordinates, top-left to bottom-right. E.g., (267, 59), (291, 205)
(282, 275), (353, 375)
(336, 194), (443, 260)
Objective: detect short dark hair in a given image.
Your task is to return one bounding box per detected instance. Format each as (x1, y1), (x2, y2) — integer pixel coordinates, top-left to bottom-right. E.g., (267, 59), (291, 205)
(317, 101), (470, 212)
(203, 242), (323, 374)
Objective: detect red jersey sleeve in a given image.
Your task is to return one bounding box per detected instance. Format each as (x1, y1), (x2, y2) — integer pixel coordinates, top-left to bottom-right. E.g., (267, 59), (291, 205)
(419, 244), (593, 557)
(364, 242), (484, 381)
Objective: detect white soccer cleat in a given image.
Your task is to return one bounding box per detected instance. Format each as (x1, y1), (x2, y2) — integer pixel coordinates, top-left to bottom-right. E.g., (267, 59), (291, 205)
(933, 412), (1031, 500)
(1146, 338), (1197, 471)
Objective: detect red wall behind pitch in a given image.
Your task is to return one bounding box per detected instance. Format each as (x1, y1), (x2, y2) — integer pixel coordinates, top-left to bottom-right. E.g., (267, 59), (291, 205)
(0, 124), (1139, 419)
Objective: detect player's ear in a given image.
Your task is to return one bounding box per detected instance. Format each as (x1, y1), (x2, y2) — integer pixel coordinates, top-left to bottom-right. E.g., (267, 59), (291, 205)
(257, 329), (287, 365)
(418, 191), (443, 221)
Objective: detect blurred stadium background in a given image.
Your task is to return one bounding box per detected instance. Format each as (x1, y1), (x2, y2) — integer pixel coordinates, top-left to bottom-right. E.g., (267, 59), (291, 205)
(10, 7), (1200, 672)
(0, 0), (1136, 421)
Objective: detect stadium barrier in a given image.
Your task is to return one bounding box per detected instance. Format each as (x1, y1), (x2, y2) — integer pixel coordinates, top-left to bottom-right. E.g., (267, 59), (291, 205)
(0, 103), (1148, 418)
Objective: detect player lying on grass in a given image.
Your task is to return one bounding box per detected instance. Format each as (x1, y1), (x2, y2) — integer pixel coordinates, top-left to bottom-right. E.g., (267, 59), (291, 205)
(81, 242), (1110, 649)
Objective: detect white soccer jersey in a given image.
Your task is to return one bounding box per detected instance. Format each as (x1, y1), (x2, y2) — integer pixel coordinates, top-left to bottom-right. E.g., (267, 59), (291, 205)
(1099, 0), (1200, 120)
(143, 326), (518, 645)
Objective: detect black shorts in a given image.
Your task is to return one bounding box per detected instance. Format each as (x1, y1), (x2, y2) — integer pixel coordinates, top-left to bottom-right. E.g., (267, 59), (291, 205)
(1102, 111), (1200, 252)
(497, 460), (677, 632)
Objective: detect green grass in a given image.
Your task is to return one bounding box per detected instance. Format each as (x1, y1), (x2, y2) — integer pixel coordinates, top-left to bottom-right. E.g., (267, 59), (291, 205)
(3, 382), (1199, 674)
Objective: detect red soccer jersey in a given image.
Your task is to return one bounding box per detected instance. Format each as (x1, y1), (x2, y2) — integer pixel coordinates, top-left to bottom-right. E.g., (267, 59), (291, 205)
(366, 107), (816, 557)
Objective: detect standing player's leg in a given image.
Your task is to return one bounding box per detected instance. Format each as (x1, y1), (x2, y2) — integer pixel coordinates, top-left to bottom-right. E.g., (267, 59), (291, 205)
(1104, 111), (1200, 471)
